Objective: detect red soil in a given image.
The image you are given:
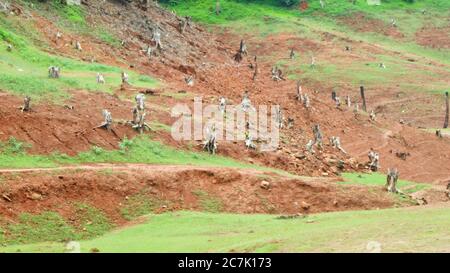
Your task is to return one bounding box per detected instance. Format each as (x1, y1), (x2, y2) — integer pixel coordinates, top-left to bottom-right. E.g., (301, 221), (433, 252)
(0, 165), (396, 224)
(338, 13), (405, 40)
(416, 25), (450, 49)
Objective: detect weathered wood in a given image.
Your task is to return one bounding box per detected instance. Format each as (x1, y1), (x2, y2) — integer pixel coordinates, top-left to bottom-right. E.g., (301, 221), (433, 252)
(96, 73), (105, 84)
(444, 91), (449, 128)
(121, 72), (129, 84)
(289, 48), (295, 59)
(96, 109), (113, 131)
(21, 96), (31, 112)
(368, 149), (380, 171)
(312, 124), (323, 150)
(204, 124), (218, 154)
(215, 0), (221, 15)
(48, 66), (60, 78)
(360, 85), (367, 112)
(386, 168), (399, 193)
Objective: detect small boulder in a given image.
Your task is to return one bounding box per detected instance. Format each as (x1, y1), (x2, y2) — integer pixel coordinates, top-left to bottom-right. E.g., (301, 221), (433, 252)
(301, 201), (311, 210)
(30, 193), (42, 200)
(260, 181), (270, 190)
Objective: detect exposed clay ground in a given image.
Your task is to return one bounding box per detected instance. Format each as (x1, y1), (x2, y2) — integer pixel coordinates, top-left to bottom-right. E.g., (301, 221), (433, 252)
(0, 164), (398, 224)
(338, 13), (405, 39)
(416, 25), (450, 49)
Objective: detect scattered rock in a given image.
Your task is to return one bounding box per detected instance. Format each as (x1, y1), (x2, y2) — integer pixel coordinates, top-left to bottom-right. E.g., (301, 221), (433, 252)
(260, 181), (270, 190)
(301, 201), (311, 210)
(30, 192), (42, 200)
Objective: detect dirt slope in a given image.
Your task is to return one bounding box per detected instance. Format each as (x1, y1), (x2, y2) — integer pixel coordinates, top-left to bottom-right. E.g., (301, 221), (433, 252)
(1, 1), (450, 186)
(0, 164), (398, 224)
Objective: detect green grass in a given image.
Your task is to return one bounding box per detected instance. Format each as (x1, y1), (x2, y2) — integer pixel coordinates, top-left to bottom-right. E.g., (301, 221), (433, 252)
(163, 0), (450, 24)
(192, 190), (223, 213)
(0, 203), (113, 246)
(73, 203), (114, 239)
(120, 192), (169, 221)
(2, 206), (450, 253)
(0, 212), (76, 245)
(0, 16), (158, 102)
(341, 172), (430, 194)
(0, 136), (297, 179)
(0, 137), (58, 168)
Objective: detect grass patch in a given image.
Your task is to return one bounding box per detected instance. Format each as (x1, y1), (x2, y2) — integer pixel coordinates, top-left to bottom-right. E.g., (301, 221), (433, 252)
(163, 0), (450, 24)
(0, 212), (76, 245)
(192, 190), (223, 213)
(73, 203), (114, 239)
(0, 16), (158, 102)
(0, 136), (296, 179)
(120, 192), (168, 221)
(0, 203), (114, 246)
(3, 206), (450, 253)
(341, 172), (430, 194)
(0, 137), (57, 168)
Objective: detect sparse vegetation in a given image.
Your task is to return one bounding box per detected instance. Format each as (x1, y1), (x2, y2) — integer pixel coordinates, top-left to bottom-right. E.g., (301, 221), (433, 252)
(0, 18), (158, 102)
(192, 190), (223, 213)
(0, 136), (294, 178)
(121, 193), (168, 220)
(0, 203), (114, 246)
(73, 203), (114, 239)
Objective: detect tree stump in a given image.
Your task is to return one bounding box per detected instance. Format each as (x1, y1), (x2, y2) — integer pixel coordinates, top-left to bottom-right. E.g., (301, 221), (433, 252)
(386, 168), (399, 193)
(96, 109), (113, 132)
(444, 91), (449, 129)
(360, 85), (367, 112)
(21, 96), (31, 112)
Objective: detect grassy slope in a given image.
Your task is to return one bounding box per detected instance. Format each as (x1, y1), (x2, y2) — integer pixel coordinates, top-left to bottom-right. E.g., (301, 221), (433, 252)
(0, 6), (158, 103)
(2, 205), (449, 253)
(0, 203), (114, 246)
(166, 0), (450, 94)
(0, 136), (297, 179)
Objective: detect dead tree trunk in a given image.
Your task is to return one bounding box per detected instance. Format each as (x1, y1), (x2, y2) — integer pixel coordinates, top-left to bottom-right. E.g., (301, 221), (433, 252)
(360, 85), (367, 112)
(386, 168), (399, 193)
(215, 0), (221, 15)
(96, 109), (113, 132)
(296, 81), (302, 101)
(178, 19), (187, 34)
(331, 89), (337, 102)
(444, 91), (449, 129)
(234, 40), (247, 63)
(21, 96), (31, 112)
(252, 62), (258, 81)
(132, 111), (151, 134)
(203, 125), (218, 154)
